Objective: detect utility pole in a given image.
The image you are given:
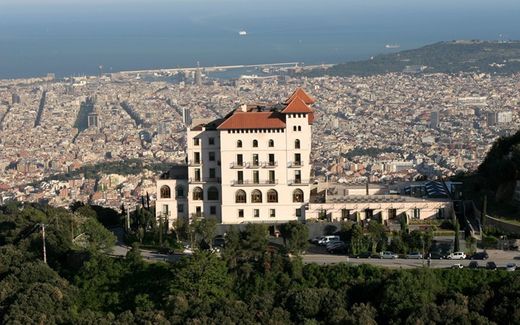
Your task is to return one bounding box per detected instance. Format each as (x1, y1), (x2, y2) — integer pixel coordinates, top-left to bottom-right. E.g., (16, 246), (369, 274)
(41, 223), (47, 264)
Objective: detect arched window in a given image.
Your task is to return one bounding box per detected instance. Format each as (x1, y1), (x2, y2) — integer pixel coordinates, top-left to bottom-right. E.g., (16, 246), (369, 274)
(176, 185), (185, 198)
(237, 140), (242, 148)
(293, 189), (304, 202)
(207, 187), (219, 201)
(235, 190), (246, 203)
(193, 187), (203, 200)
(267, 189), (278, 203)
(251, 189), (262, 203)
(160, 185), (171, 199)
(295, 139), (301, 149)
(268, 139), (274, 147)
(253, 139), (258, 147)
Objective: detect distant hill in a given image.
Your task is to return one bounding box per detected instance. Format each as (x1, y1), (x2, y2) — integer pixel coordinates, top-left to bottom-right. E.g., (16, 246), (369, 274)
(306, 40), (520, 77)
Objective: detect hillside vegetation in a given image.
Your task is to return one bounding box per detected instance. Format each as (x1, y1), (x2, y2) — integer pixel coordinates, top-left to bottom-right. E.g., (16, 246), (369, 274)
(2, 202), (520, 324)
(307, 40), (520, 77)
(459, 130), (520, 220)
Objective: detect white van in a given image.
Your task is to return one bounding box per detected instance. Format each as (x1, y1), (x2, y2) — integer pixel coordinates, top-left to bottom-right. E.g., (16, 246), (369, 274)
(318, 235), (340, 246)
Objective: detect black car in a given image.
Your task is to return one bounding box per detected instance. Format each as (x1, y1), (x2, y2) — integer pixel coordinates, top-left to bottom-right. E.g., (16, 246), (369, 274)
(355, 251), (373, 258)
(468, 261), (479, 269)
(329, 243), (347, 254)
(429, 252), (446, 260)
(470, 252), (489, 260)
(486, 261), (497, 270)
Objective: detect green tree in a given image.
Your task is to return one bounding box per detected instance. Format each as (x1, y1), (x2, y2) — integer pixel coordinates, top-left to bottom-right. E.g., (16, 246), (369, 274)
(454, 219), (460, 252)
(194, 217), (218, 249)
(279, 221), (309, 255)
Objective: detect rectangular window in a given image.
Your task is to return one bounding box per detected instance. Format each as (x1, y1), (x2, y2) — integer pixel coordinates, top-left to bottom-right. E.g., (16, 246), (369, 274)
(269, 153), (275, 166)
(209, 151), (215, 161)
(194, 138), (199, 146)
(252, 154), (259, 166)
(209, 137), (215, 145)
(162, 204), (169, 214)
(270, 209), (276, 218)
(269, 170), (275, 183)
(253, 171), (259, 184)
(295, 170), (301, 183)
(194, 168), (201, 181)
(177, 204), (184, 213)
(238, 209), (244, 218)
(237, 154), (243, 166)
(296, 208), (302, 217)
(195, 206), (202, 218)
(253, 209), (260, 218)
(210, 206), (216, 215)
(194, 152), (200, 164)
(294, 153), (301, 165)
(209, 168), (216, 179)
(237, 171), (243, 184)
(413, 208), (421, 219)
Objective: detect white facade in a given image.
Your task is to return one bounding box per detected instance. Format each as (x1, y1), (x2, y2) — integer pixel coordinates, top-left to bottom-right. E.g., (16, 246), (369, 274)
(155, 88), (316, 226)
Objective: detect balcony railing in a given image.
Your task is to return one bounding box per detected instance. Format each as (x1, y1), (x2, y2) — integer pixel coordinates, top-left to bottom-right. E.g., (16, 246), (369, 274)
(189, 177), (221, 183)
(188, 160), (202, 166)
(231, 179), (279, 186)
(246, 162), (261, 169)
(288, 161), (304, 167)
(262, 161), (278, 168)
(288, 179), (310, 186)
(229, 162), (245, 169)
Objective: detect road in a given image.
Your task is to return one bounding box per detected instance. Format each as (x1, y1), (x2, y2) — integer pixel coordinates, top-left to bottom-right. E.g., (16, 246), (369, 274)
(110, 229), (520, 268)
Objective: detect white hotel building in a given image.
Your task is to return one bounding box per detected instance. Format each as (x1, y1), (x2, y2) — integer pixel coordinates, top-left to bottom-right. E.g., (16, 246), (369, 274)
(156, 88), (316, 226)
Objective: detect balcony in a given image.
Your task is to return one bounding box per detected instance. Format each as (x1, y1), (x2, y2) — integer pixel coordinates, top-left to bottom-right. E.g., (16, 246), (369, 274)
(288, 161), (304, 168)
(245, 162), (261, 169)
(188, 160), (202, 166)
(262, 161), (278, 168)
(231, 179), (279, 186)
(288, 179), (310, 186)
(189, 177), (204, 184)
(229, 162), (245, 169)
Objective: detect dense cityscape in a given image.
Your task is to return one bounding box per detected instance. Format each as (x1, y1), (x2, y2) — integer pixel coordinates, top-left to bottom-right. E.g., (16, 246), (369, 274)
(1, 70), (518, 210)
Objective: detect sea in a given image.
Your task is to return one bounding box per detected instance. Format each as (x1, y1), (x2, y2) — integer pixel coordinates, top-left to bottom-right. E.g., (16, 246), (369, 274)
(0, 0), (519, 79)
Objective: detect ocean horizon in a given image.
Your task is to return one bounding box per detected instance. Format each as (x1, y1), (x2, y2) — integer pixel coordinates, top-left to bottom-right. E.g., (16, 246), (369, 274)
(1, 0), (519, 79)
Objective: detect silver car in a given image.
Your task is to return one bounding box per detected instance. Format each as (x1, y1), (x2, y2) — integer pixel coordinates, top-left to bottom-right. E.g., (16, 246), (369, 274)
(406, 252), (423, 259)
(380, 251), (398, 259)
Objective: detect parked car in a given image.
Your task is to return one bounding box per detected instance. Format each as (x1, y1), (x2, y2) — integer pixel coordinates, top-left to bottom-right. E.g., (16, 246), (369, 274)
(468, 261), (479, 269)
(447, 252), (467, 260)
(310, 236), (323, 244)
(470, 251), (489, 260)
(406, 252), (423, 259)
(325, 239), (344, 249)
(326, 240), (345, 250)
(380, 251), (398, 259)
(355, 251), (373, 259)
(429, 252), (445, 260)
(451, 263), (464, 269)
(319, 235), (340, 246)
(505, 263), (517, 272)
(328, 242), (347, 254)
(486, 261), (497, 270)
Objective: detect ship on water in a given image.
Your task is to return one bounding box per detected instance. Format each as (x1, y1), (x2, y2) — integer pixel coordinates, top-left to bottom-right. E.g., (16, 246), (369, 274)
(239, 30), (247, 36)
(385, 44), (400, 49)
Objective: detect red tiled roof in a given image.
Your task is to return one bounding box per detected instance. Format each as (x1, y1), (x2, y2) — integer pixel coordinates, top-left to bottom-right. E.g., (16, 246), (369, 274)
(286, 88), (316, 105)
(217, 111), (286, 130)
(282, 97), (314, 114)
